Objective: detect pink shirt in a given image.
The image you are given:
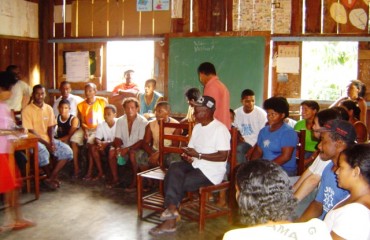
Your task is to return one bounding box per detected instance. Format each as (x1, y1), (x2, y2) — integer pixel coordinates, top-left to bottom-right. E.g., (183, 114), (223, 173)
(204, 76), (231, 129)
(0, 102), (13, 153)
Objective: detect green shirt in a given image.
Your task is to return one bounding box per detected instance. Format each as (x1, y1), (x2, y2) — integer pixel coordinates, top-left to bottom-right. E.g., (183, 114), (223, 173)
(294, 119), (318, 152)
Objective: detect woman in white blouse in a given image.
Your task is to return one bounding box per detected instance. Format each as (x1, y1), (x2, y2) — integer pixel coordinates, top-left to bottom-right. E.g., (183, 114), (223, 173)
(324, 144), (370, 240)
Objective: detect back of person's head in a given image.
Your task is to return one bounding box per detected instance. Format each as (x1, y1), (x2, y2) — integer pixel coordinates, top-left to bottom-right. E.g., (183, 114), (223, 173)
(185, 88), (201, 102)
(341, 144), (370, 185)
(263, 96), (289, 118)
(317, 108), (345, 127)
(300, 100), (320, 112)
(197, 62), (216, 75)
(58, 99), (71, 107)
(6, 65), (18, 73)
(241, 89), (255, 99)
(350, 79), (366, 98)
(122, 97), (139, 108)
(0, 71), (18, 91)
(145, 79), (157, 87)
(331, 106), (350, 121)
(155, 101), (171, 112)
(236, 160), (296, 226)
(341, 100), (361, 120)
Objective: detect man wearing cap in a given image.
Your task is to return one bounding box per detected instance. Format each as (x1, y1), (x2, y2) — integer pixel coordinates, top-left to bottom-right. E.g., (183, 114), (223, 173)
(198, 62), (231, 129)
(149, 96), (230, 236)
(298, 119), (355, 222)
(112, 69), (139, 95)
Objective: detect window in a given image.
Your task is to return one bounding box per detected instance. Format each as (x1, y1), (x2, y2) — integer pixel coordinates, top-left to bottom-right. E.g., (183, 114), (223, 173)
(301, 41), (358, 100)
(107, 41), (155, 91)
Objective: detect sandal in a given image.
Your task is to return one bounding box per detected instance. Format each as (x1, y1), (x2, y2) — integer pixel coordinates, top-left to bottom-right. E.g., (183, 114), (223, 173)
(149, 226), (176, 236)
(92, 175), (105, 181)
(160, 208), (179, 221)
(82, 175), (93, 181)
(106, 181), (121, 189)
(43, 179), (57, 190)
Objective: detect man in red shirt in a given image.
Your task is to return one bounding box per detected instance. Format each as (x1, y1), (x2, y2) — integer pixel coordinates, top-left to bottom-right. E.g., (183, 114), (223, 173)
(112, 69), (139, 95)
(198, 62), (231, 129)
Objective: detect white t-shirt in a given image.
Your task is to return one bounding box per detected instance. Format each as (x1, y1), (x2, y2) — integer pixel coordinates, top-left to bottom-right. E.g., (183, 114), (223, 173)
(189, 119), (230, 184)
(324, 196), (370, 240)
(95, 118), (117, 142)
(53, 94), (84, 117)
(308, 155), (331, 176)
(234, 106), (266, 146)
(115, 114), (148, 147)
(6, 80), (31, 111)
(223, 219), (331, 240)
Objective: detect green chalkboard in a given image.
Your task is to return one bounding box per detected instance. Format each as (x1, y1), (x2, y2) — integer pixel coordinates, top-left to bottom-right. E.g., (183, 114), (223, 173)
(168, 36), (266, 114)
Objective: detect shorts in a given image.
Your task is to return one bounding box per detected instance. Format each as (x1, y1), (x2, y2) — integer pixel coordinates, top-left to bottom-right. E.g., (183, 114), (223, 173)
(70, 128), (96, 145)
(38, 139), (73, 167)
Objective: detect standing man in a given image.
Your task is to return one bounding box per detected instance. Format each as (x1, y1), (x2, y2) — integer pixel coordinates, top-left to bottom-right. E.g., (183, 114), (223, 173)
(112, 69), (140, 96)
(198, 62), (230, 129)
(22, 85), (73, 189)
(53, 81), (83, 117)
(5, 65), (32, 113)
(234, 89), (266, 163)
(149, 96), (230, 236)
(298, 119), (355, 221)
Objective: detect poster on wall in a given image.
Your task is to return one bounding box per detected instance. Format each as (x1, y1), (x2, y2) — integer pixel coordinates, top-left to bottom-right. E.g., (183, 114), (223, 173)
(154, 0), (170, 11)
(66, 51), (90, 82)
(137, 0), (152, 11)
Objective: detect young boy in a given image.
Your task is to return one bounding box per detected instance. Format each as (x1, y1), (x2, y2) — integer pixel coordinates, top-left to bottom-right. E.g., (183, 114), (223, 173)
(55, 99), (80, 143)
(137, 79), (163, 120)
(71, 83), (108, 179)
(140, 101), (181, 168)
(90, 105), (117, 181)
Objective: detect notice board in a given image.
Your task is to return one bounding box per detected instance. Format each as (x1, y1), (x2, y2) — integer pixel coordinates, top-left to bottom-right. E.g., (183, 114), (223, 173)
(168, 36), (266, 114)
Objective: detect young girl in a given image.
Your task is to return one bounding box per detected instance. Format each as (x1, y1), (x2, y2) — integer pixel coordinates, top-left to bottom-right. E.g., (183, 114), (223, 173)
(0, 71), (34, 232)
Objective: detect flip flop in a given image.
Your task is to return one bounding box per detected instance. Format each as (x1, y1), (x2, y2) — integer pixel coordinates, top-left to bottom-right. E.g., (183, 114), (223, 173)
(149, 226), (176, 236)
(106, 181), (121, 189)
(160, 208), (179, 221)
(43, 179), (57, 190)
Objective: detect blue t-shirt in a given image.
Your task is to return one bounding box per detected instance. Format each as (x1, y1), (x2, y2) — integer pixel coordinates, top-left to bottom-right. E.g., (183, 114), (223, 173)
(315, 161), (349, 220)
(257, 123), (298, 175)
(138, 91), (162, 115)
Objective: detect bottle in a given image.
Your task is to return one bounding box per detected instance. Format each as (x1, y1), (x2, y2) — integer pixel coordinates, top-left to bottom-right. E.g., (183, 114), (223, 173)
(116, 150), (126, 166)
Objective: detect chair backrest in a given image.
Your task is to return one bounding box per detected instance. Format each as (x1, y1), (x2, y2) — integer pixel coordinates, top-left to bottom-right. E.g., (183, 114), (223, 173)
(158, 119), (194, 170)
(296, 129), (306, 175)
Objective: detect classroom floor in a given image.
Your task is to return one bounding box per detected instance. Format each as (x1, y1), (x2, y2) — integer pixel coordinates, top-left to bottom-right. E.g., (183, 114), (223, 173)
(0, 171), (234, 240)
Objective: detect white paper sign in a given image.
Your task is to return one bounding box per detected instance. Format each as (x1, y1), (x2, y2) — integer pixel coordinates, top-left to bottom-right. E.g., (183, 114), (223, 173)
(66, 51), (90, 82)
(277, 57), (300, 74)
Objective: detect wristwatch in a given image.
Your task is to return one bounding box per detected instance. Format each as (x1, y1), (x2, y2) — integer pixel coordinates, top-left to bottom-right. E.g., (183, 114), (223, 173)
(198, 153), (202, 159)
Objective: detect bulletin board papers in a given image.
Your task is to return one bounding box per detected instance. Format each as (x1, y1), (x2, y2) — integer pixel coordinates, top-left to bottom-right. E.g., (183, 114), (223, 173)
(137, 0), (153, 11)
(66, 51), (90, 82)
(277, 57), (300, 74)
(154, 0), (170, 11)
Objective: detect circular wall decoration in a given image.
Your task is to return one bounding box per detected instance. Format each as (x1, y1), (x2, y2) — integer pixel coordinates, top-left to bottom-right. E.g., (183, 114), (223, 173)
(330, 2), (347, 24)
(349, 8), (368, 30)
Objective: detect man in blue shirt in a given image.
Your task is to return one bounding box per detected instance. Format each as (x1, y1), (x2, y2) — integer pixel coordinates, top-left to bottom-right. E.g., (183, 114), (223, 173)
(297, 119), (355, 221)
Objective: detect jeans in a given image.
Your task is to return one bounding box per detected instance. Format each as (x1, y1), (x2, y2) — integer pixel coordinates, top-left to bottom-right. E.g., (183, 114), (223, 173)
(164, 161), (212, 208)
(236, 141), (252, 164)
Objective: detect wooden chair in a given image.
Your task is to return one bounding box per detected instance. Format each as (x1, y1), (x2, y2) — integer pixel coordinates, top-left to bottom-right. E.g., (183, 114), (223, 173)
(296, 129), (306, 176)
(136, 119), (193, 218)
(179, 127), (238, 231)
